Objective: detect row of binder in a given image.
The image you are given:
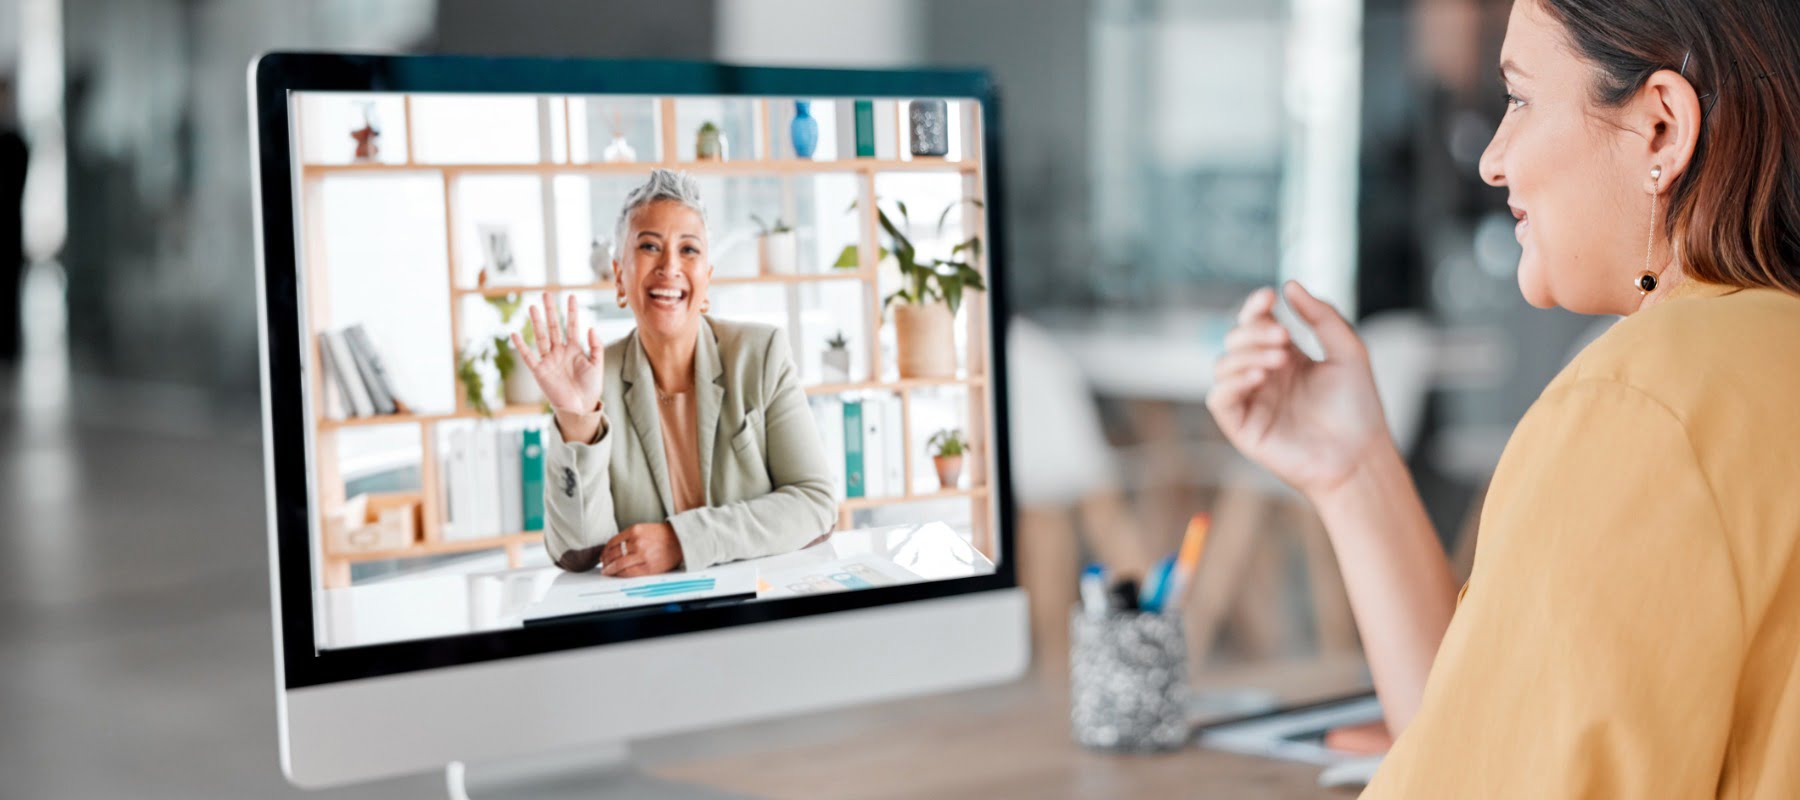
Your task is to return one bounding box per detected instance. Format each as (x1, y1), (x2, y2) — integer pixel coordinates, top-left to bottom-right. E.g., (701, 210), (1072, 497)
(439, 421), (548, 540)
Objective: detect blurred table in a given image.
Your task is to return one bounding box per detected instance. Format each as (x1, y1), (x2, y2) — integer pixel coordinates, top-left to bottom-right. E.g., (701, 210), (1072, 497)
(642, 654), (1371, 799)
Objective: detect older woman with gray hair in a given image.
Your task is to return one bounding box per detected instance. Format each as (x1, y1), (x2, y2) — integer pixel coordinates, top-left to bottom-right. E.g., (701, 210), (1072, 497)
(510, 168), (836, 577)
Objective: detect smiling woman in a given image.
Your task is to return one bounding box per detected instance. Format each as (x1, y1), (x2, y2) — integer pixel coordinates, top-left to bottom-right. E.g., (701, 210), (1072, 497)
(1205, 0), (1800, 796)
(1479, 0), (1800, 314)
(511, 168), (836, 578)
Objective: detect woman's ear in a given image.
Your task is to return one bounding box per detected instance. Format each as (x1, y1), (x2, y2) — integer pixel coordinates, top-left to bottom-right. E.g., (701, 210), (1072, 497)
(1638, 68), (1703, 190)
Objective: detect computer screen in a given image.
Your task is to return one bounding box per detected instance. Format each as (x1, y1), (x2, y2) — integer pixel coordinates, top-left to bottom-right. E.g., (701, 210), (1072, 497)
(280, 82), (1004, 655)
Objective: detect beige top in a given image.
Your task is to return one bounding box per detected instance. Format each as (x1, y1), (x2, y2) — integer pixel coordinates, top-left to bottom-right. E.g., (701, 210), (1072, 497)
(656, 388), (705, 514)
(542, 316), (837, 572)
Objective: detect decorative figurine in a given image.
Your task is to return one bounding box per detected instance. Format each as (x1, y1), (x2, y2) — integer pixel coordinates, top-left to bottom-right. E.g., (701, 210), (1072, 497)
(351, 102), (381, 162)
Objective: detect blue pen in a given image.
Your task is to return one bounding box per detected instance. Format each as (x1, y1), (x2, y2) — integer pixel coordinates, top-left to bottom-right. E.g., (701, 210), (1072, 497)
(1140, 556), (1177, 613)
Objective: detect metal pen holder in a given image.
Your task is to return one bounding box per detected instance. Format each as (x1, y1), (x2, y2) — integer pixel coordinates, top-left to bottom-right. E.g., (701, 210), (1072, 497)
(1069, 608), (1191, 752)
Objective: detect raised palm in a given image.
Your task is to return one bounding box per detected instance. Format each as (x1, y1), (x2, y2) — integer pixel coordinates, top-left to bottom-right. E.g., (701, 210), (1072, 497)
(1206, 283), (1391, 497)
(511, 292), (605, 414)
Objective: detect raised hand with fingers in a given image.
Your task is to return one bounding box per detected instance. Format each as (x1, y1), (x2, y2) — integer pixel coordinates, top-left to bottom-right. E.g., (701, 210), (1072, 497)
(1205, 281), (1392, 498)
(511, 293), (606, 434)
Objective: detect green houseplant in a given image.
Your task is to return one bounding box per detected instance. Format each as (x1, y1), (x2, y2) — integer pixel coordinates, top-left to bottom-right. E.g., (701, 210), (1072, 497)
(833, 198), (985, 378)
(927, 427), (968, 489)
(456, 292), (544, 415)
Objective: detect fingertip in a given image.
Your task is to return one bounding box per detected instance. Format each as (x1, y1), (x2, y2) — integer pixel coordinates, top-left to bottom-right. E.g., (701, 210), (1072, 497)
(1239, 287), (1278, 323)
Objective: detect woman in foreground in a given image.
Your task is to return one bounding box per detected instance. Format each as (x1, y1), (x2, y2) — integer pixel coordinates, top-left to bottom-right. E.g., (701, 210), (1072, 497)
(1209, 0), (1800, 795)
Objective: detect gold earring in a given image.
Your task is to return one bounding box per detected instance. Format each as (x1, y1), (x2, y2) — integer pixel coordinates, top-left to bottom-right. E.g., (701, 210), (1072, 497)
(701, 297), (711, 314)
(1636, 166), (1662, 295)
(616, 294), (628, 308)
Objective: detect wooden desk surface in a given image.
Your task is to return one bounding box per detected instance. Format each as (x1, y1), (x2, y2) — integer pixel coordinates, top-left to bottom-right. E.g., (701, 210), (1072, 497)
(641, 657), (1370, 800)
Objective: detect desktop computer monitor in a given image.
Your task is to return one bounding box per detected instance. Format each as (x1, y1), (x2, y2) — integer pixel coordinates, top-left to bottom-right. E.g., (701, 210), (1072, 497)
(249, 53), (1026, 790)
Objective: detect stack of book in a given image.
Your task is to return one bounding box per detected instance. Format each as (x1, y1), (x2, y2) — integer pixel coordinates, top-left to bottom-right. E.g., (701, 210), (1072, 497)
(809, 394), (906, 502)
(439, 420), (550, 541)
(318, 324), (408, 420)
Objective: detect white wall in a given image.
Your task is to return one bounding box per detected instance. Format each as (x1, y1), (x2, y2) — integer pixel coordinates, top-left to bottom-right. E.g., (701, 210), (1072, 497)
(717, 0), (921, 67)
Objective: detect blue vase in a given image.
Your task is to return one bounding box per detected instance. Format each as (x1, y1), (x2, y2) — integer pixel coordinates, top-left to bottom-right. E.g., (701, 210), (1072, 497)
(790, 101), (819, 160)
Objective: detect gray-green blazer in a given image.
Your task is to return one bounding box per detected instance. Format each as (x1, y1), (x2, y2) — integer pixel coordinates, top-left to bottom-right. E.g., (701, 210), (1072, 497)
(542, 316), (837, 572)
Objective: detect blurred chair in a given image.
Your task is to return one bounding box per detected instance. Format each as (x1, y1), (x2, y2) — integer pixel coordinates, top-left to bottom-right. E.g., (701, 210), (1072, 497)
(1006, 318), (1158, 668)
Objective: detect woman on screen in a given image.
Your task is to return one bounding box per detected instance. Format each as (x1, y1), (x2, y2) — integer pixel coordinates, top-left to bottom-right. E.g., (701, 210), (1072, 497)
(1209, 0), (1800, 795)
(511, 169), (835, 577)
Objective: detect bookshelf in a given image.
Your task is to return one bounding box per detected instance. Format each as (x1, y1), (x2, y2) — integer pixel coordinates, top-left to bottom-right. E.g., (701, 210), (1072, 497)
(299, 94), (993, 589)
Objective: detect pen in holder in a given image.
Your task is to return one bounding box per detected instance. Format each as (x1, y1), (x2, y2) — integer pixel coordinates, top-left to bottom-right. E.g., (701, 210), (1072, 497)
(1069, 608), (1191, 752)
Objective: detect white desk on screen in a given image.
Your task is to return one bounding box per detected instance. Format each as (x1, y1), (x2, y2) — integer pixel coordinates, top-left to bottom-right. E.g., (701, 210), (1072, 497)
(318, 522), (995, 650)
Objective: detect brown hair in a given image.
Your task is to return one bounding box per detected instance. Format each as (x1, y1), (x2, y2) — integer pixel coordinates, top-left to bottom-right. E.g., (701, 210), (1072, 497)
(1538, 0), (1800, 293)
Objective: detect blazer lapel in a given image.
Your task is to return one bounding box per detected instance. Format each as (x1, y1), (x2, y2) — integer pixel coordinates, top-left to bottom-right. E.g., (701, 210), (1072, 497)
(621, 331), (675, 517)
(695, 316), (725, 507)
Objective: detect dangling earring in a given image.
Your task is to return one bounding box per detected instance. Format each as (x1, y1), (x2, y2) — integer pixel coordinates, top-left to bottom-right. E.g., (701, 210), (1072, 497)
(1636, 165), (1663, 294)
(616, 293), (628, 308)
(700, 296), (711, 314)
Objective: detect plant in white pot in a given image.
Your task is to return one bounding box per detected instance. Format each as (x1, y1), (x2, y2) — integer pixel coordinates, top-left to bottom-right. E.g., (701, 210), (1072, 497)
(752, 214), (799, 274)
(834, 198), (985, 379)
(456, 345), (498, 416)
(927, 428), (968, 490)
(822, 330), (851, 382)
(485, 292), (542, 407)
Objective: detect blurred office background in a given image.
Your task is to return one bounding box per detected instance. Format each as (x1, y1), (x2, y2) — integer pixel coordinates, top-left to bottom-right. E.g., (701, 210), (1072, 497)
(0, 0), (1608, 796)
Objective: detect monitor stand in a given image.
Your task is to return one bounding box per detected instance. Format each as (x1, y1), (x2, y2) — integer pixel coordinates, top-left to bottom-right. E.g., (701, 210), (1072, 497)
(446, 743), (754, 799)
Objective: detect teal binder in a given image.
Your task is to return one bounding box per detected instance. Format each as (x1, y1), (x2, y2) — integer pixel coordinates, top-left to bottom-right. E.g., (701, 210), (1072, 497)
(853, 100), (875, 158)
(842, 400), (865, 498)
(521, 428), (545, 532)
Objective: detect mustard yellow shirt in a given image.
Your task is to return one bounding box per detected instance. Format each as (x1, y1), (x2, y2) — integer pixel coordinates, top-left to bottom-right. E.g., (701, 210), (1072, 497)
(1364, 280), (1800, 798)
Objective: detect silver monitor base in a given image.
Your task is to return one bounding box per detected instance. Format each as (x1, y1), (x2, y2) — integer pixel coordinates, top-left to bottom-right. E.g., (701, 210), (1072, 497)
(446, 744), (755, 799)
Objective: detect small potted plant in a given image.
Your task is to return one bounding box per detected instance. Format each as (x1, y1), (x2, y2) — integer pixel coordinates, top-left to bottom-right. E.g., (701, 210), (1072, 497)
(834, 198), (985, 378)
(484, 293), (542, 407)
(752, 214), (798, 274)
(452, 293), (542, 413)
(927, 428), (968, 490)
(456, 345), (496, 416)
(822, 330), (851, 382)
(696, 120), (727, 161)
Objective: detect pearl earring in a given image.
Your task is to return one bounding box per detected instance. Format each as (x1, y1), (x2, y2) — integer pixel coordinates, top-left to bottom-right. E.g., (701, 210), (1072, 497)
(1636, 166), (1663, 295)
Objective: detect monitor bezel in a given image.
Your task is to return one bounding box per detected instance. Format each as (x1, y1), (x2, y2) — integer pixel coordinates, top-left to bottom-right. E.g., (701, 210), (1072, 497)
(253, 52), (1017, 690)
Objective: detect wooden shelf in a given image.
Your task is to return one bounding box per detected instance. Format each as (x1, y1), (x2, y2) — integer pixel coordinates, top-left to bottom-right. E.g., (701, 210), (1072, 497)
(715, 272), (863, 285)
(454, 273), (861, 299)
(328, 532), (543, 564)
(304, 94), (998, 585)
(840, 486), (989, 512)
(301, 157), (977, 178)
(458, 281), (612, 297)
(805, 375), (986, 396)
(320, 404), (547, 430)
